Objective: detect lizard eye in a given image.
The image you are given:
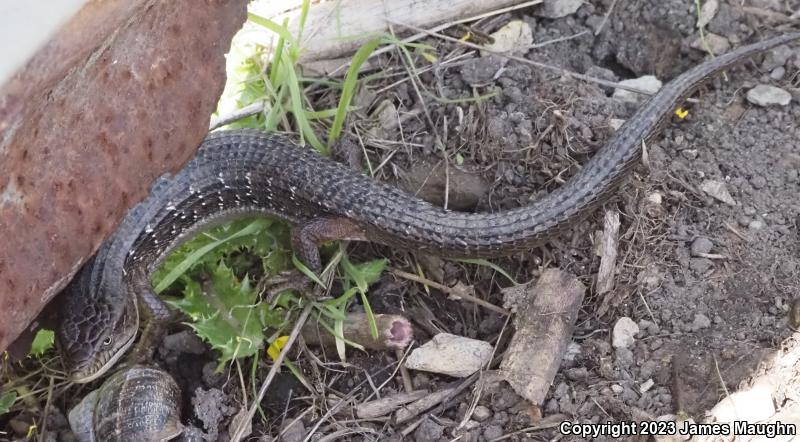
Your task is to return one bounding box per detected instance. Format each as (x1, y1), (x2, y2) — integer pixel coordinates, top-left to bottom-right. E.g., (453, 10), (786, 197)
(102, 336), (113, 346)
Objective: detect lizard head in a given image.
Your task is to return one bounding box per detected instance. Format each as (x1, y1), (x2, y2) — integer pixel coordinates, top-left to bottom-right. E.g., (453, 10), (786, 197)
(57, 265), (139, 383)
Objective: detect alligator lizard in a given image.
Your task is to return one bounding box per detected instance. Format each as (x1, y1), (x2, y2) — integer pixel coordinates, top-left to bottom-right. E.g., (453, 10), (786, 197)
(57, 32), (800, 382)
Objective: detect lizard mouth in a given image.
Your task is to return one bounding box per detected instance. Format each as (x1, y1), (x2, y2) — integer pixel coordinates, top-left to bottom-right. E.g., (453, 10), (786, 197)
(68, 331), (137, 384)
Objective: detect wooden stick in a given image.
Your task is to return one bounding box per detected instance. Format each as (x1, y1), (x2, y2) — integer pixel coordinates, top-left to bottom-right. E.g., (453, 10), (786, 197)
(356, 390), (428, 419)
(389, 268), (510, 316)
(596, 209), (621, 295)
(500, 269), (585, 404)
(301, 313), (413, 351)
(276, 0), (544, 62)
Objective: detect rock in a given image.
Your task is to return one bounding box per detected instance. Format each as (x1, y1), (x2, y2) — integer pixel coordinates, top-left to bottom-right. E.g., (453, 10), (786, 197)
(585, 65), (619, 83)
(534, 0), (583, 18)
(0, 0), (248, 356)
(690, 33), (730, 54)
(566, 367), (589, 381)
(483, 425), (504, 440)
(771, 66), (786, 80)
(611, 384), (624, 394)
(700, 180), (736, 205)
(414, 418), (444, 442)
(609, 118), (626, 131)
(472, 405), (492, 422)
(615, 347), (634, 367)
(710, 381), (776, 422)
(192, 387), (235, 442)
(637, 319), (660, 336)
(748, 219), (765, 231)
(612, 317), (639, 348)
(405, 333), (492, 377)
(613, 75), (663, 104)
(746, 84), (792, 106)
(681, 149), (698, 160)
(691, 313), (712, 331)
(690, 237), (713, 256)
(280, 419), (306, 442)
(483, 20), (532, 55)
(695, 0), (719, 28)
(640, 360), (658, 378)
(761, 45), (794, 70)
(750, 175), (767, 189)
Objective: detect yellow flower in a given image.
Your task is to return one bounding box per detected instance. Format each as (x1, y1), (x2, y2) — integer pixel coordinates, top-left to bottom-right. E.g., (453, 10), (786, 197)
(267, 336), (289, 361)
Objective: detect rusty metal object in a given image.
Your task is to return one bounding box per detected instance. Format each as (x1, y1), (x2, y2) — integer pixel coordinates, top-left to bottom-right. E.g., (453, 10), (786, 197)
(0, 0), (247, 353)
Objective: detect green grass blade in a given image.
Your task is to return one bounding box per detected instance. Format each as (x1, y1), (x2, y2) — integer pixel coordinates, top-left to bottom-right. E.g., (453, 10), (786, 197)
(281, 52), (327, 153)
(154, 219), (267, 293)
(291, 254), (326, 288)
(247, 13), (298, 49)
(268, 19), (289, 87)
(264, 84), (287, 131)
(328, 38), (384, 146)
(453, 258), (519, 286)
(293, 0), (311, 58)
(312, 312), (366, 351)
(306, 107), (356, 120)
(359, 291), (379, 339)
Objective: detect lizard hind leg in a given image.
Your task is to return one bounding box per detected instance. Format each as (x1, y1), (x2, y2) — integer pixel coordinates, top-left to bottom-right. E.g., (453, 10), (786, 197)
(262, 216), (370, 300)
(290, 216), (369, 274)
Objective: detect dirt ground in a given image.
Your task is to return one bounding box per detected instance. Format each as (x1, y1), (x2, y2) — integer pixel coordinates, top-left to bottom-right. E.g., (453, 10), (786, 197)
(13, 0), (800, 441)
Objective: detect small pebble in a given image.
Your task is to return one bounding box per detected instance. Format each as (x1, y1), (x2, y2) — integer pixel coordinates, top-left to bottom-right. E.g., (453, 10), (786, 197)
(612, 317), (639, 348)
(472, 405), (492, 422)
(613, 76), (663, 104)
(415, 418), (444, 442)
(681, 149), (699, 160)
(405, 333), (492, 378)
(701, 180), (736, 205)
(483, 20), (532, 56)
(615, 347), (634, 367)
(533, 0), (583, 18)
(280, 420), (306, 442)
(748, 219), (765, 231)
(692, 313), (712, 331)
(690, 237), (713, 256)
(750, 175), (767, 189)
(690, 33), (730, 54)
(566, 367), (590, 381)
(770, 66), (786, 80)
(710, 382), (776, 422)
(484, 425), (505, 440)
(746, 84), (792, 106)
